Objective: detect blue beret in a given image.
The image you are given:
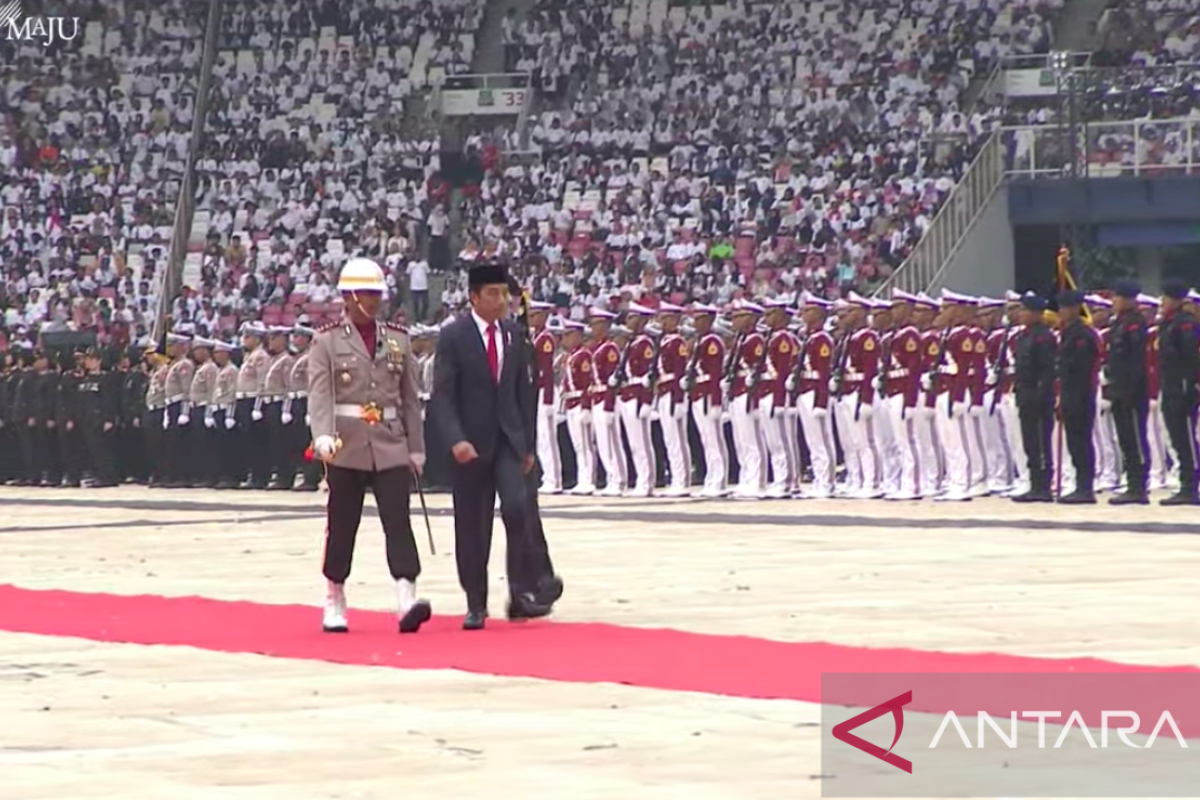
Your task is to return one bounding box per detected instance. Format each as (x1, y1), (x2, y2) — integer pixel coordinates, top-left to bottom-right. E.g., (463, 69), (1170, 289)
(1056, 290), (1085, 308)
(1162, 279), (1189, 300)
(1113, 280), (1141, 299)
(1020, 293), (1046, 312)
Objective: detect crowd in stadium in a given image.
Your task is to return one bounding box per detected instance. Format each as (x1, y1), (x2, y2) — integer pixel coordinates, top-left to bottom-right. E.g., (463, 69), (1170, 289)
(0, 0), (1197, 350)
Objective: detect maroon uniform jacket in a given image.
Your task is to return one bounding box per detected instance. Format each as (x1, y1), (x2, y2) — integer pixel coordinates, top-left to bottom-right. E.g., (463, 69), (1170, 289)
(759, 328), (799, 405)
(798, 328), (834, 409)
(562, 346), (592, 410)
(590, 340), (621, 412)
(533, 328), (556, 404)
(842, 327), (881, 405)
(656, 332), (688, 404)
(620, 333), (655, 405)
(690, 332), (724, 406)
(731, 332), (766, 406)
(884, 325), (922, 407)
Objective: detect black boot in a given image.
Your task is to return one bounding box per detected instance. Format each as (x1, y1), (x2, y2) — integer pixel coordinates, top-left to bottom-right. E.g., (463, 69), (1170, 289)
(1058, 488), (1096, 505)
(1109, 490), (1149, 505)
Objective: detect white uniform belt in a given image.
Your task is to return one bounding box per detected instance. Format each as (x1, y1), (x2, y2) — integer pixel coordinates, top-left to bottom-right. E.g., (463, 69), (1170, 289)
(236, 392), (255, 399)
(335, 403), (398, 421)
(263, 395), (284, 403)
(802, 371), (821, 380)
(887, 369), (910, 379)
(288, 391), (308, 399)
(167, 394), (186, 403)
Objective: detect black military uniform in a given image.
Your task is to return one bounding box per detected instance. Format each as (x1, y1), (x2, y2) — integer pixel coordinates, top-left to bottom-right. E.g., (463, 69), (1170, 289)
(77, 348), (121, 487)
(12, 351), (42, 486)
(0, 350), (14, 483)
(1056, 290), (1101, 504)
(1107, 280), (1151, 505)
(1012, 294), (1058, 503)
(120, 349), (149, 483)
(1157, 280), (1200, 506)
(56, 352), (86, 487)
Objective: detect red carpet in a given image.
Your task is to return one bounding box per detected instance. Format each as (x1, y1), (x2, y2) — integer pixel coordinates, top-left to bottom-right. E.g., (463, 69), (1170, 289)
(1, 584), (1196, 702)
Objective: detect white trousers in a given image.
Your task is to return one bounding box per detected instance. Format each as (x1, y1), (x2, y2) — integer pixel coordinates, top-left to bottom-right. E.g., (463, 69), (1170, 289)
(730, 393), (766, 496)
(797, 393), (836, 496)
(536, 402), (561, 491)
(565, 406), (596, 492)
(874, 395), (900, 496)
(592, 407), (626, 492)
(1094, 398), (1120, 490)
(617, 397), (655, 493)
(834, 395), (880, 495)
(758, 395), (796, 494)
(914, 404), (942, 496)
(882, 395), (921, 497)
(1148, 399), (1175, 488)
(692, 397), (728, 493)
(656, 394), (692, 491)
(935, 395), (973, 498)
(999, 393), (1029, 492)
(978, 393), (1010, 491)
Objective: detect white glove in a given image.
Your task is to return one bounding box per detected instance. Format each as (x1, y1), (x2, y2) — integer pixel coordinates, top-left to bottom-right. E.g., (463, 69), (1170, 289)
(920, 375), (933, 392)
(968, 404), (984, 419)
(638, 404), (653, 421)
(251, 409), (263, 422)
(673, 402), (687, 420)
(606, 375), (619, 388)
(224, 415), (236, 430)
(281, 411), (293, 425)
(204, 415), (216, 429)
(554, 411), (567, 423)
(872, 377), (883, 393)
(720, 410), (732, 423)
(313, 434), (338, 460)
(813, 405), (828, 420)
(1099, 372), (1110, 387)
(580, 410), (592, 426)
(305, 414), (311, 426)
(162, 414), (170, 430)
(986, 370), (999, 389)
(178, 414), (190, 426)
(827, 378), (837, 393)
(785, 376), (797, 393)
(1100, 398), (1112, 413)
(719, 379), (731, 394)
(857, 403), (873, 421)
(410, 452), (426, 473)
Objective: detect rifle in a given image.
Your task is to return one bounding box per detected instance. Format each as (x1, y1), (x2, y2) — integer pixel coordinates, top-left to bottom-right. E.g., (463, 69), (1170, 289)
(831, 330), (851, 398)
(989, 323), (1014, 415)
(787, 329), (810, 402)
(646, 325), (663, 394)
(720, 330), (745, 411)
(682, 329), (703, 393)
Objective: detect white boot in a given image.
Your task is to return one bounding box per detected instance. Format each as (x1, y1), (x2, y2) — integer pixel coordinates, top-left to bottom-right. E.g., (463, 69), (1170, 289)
(323, 581), (348, 633)
(396, 578), (432, 634)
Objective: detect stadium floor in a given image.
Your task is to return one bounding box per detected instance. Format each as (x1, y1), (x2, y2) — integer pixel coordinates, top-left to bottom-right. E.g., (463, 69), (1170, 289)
(2, 487), (1199, 799)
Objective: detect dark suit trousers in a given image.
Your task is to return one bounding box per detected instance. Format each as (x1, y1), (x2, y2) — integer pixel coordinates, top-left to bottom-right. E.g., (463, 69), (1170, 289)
(1111, 397), (1149, 493)
(451, 441), (533, 611)
(323, 464), (421, 583)
(523, 461), (555, 583)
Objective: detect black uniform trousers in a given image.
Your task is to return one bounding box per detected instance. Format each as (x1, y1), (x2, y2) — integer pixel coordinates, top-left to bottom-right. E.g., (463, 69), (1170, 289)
(451, 440), (533, 612)
(1061, 397), (1096, 493)
(291, 399), (321, 488)
(82, 420), (118, 485)
(236, 399), (271, 486)
(120, 421), (146, 482)
(1162, 397), (1199, 494)
(322, 464), (421, 584)
(145, 408), (165, 484)
(190, 410), (218, 486)
(1018, 398), (1054, 492)
(165, 403), (191, 485)
(211, 408), (237, 485)
(1111, 396), (1150, 494)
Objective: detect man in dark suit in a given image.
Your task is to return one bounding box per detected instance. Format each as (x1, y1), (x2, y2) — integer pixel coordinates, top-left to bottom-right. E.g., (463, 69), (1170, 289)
(430, 263), (554, 629)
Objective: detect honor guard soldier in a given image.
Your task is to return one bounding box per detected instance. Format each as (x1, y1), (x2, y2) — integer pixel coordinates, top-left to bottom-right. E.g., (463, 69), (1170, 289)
(236, 322), (271, 488)
(654, 302), (692, 496)
(1085, 293), (1121, 493)
(308, 257), (430, 634)
(261, 327), (295, 489)
(686, 302), (728, 498)
(119, 347), (149, 483)
(759, 299), (799, 498)
(726, 301), (767, 499)
(1106, 281), (1151, 505)
(791, 293), (836, 498)
(162, 332), (195, 488)
(915, 293), (946, 495)
(285, 322), (319, 491)
(836, 294), (882, 499)
(1055, 290), (1101, 504)
(1140, 294), (1171, 490)
(527, 301), (561, 495)
(144, 346), (170, 487)
(560, 319), (596, 494)
(930, 291), (977, 501)
(1157, 280), (1200, 505)
(189, 338), (220, 487)
(1011, 294), (1058, 503)
(211, 341), (240, 489)
(616, 304), (658, 497)
(883, 290), (925, 500)
(57, 350), (84, 487)
(587, 308), (625, 496)
(77, 348), (120, 488)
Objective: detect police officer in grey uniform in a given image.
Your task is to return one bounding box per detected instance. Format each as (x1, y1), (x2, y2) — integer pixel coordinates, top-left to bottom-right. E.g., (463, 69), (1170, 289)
(285, 322), (319, 491)
(189, 338), (220, 487)
(144, 348), (170, 487)
(309, 258), (430, 635)
(211, 341), (240, 488)
(237, 322), (271, 488)
(263, 326), (295, 489)
(163, 332), (196, 487)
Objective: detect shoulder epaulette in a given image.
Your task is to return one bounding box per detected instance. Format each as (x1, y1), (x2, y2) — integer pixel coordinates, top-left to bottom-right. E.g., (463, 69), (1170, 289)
(315, 321), (341, 333)
(383, 322), (409, 333)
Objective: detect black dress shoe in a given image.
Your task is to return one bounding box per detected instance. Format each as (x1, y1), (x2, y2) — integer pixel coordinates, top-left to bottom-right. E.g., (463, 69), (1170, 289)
(1012, 489), (1054, 503)
(1108, 491), (1149, 506)
(293, 483), (319, 492)
(1058, 490), (1096, 505)
(1161, 492), (1200, 507)
(399, 600), (432, 633)
(463, 610), (487, 630)
(535, 575), (564, 606)
(507, 592), (552, 621)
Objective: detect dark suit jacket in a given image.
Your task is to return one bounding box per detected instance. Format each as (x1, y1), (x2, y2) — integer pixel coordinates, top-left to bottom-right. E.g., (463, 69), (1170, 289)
(430, 312), (535, 462)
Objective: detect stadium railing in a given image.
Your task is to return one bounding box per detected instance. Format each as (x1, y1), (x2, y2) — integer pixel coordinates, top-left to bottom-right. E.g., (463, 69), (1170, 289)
(1002, 116), (1200, 179)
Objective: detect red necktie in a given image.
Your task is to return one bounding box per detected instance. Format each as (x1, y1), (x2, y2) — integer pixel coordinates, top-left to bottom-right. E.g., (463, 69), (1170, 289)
(486, 323), (499, 383)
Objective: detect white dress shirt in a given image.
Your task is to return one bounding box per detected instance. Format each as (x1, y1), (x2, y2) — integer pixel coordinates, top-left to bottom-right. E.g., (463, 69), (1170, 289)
(471, 309), (504, 377)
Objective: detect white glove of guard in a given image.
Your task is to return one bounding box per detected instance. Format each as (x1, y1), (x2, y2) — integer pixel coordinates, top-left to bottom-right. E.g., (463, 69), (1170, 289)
(920, 375), (933, 392)
(673, 402), (687, 420)
(305, 414), (311, 426)
(178, 414), (190, 426)
(554, 411), (567, 423)
(872, 377), (884, 393)
(968, 404), (984, 419)
(813, 405), (828, 420)
(858, 403), (874, 422)
(638, 404), (653, 421)
(1099, 373), (1110, 387)
(251, 409), (263, 422)
(204, 416), (216, 429)
(224, 415), (236, 430)
(580, 410), (592, 426)
(313, 434), (338, 460)
(719, 379), (731, 394)
(607, 375), (619, 389)
(1100, 398), (1112, 413)
(720, 410), (732, 423)
(162, 414), (170, 430)
(827, 378), (837, 393)
(785, 376), (797, 393)
(281, 411), (293, 425)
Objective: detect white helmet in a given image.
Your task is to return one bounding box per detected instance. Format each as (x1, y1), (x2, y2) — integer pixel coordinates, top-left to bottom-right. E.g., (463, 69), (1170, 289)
(337, 257), (388, 295)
